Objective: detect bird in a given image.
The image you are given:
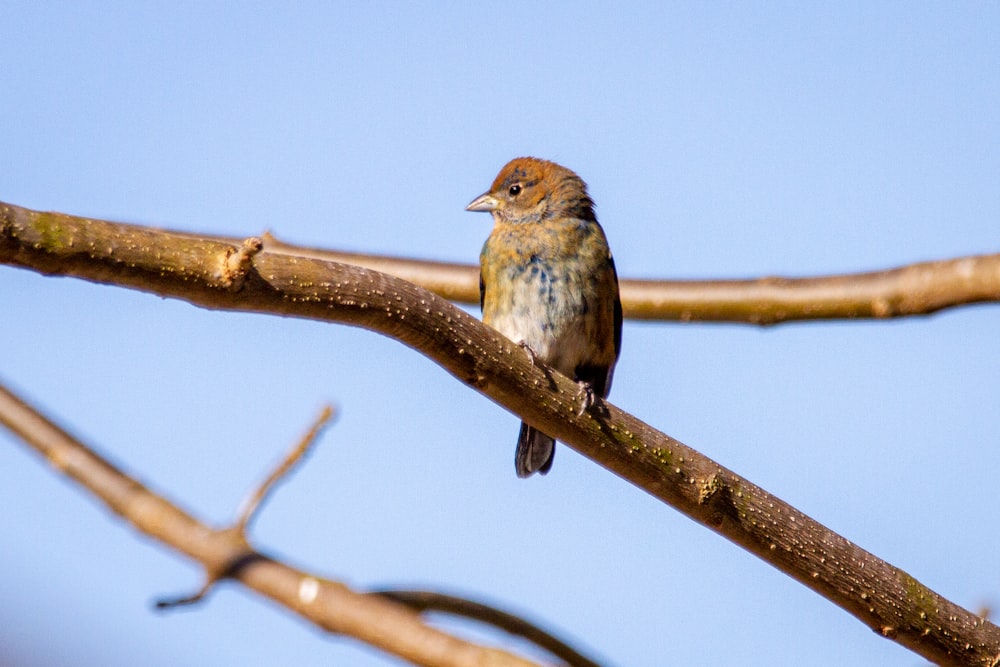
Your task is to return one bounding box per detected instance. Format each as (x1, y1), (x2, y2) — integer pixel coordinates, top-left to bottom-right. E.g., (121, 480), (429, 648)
(466, 157), (622, 477)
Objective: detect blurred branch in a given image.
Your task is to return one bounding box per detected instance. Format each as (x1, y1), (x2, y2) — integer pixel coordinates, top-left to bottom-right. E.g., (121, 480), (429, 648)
(262, 233), (1000, 325)
(157, 406), (337, 609)
(3, 201), (1000, 665)
(233, 405), (334, 536)
(0, 382), (543, 667)
(376, 590), (601, 667)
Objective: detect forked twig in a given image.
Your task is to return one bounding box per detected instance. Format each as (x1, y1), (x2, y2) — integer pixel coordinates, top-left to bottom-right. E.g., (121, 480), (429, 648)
(0, 381), (555, 666)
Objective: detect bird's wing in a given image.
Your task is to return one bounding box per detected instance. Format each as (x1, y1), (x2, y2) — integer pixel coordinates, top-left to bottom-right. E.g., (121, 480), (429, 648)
(479, 270), (486, 312)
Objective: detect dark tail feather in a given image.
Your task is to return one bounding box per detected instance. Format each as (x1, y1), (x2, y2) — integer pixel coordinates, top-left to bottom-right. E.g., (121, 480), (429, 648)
(515, 422), (555, 478)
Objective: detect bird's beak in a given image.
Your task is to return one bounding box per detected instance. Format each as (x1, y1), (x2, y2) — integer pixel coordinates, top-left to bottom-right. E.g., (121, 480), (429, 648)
(465, 192), (498, 212)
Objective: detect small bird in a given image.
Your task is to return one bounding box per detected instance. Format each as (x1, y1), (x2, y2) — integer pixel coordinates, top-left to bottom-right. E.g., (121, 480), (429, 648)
(467, 157), (622, 477)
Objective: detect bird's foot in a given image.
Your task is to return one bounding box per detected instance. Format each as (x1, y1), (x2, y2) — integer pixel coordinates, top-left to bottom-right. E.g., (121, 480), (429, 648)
(518, 341), (539, 367)
(575, 381), (595, 417)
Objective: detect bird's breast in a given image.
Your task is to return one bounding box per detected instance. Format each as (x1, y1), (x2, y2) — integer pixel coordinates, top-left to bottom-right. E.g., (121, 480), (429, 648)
(480, 220), (618, 378)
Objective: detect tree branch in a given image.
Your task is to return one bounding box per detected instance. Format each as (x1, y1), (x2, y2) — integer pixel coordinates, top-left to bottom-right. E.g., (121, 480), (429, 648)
(6, 200), (997, 324)
(0, 381), (543, 667)
(3, 201), (999, 665)
(233, 405), (334, 537)
(375, 590), (602, 667)
(262, 231), (1000, 325)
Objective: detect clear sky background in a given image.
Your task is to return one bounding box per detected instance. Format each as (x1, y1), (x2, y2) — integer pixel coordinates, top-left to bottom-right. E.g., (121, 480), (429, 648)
(2, 3), (998, 666)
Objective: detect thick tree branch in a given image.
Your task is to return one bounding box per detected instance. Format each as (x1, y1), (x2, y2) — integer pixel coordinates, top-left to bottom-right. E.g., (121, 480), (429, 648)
(0, 382), (543, 667)
(3, 201), (999, 665)
(5, 200), (998, 324)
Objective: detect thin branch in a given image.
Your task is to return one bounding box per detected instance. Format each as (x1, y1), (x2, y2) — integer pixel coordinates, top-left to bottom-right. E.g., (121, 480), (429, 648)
(375, 590), (602, 667)
(3, 202), (1000, 665)
(0, 382), (541, 667)
(235, 405), (334, 534)
(156, 577), (219, 609)
(261, 231), (1000, 325)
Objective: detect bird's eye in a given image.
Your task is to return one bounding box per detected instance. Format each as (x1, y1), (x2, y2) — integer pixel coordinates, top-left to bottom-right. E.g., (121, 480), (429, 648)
(508, 184), (522, 196)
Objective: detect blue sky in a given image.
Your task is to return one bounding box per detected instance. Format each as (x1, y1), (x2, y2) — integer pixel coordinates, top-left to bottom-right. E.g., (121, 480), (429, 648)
(2, 3), (998, 665)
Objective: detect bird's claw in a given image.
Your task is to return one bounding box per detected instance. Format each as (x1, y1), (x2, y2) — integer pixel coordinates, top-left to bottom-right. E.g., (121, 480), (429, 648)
(518, 341), (539, 367)
(575, 382), (595, 417)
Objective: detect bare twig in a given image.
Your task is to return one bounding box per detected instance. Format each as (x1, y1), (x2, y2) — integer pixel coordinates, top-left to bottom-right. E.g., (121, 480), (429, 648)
(235, 405), (335, 534)
(262, 230), (1000, 324)
(2, 202), (999, 664)
(156, 576), (220, 609)
(0, 381), (541, 667)
(376, 590), (602, 667)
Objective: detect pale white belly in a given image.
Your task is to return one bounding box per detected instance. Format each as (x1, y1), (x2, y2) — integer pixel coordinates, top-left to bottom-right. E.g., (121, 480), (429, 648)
(488, 280), (599, 380)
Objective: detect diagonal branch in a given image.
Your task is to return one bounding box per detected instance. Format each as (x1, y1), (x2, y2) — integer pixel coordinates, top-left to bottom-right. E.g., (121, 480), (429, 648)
(3, 201), (999, 665)
(0, 381), (543, 667)
(375, 590), (602, 667)
(234, 405), (334, 535)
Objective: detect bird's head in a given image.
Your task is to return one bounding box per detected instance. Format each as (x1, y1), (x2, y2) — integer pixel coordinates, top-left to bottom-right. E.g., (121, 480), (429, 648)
(466, 157), (595, 224)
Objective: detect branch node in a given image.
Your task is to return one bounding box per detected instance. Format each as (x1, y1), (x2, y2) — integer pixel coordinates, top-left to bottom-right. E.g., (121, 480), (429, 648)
(155, 405), (334, 614)
(219, 236), (263, 290)
(697, 472), (724, 505)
